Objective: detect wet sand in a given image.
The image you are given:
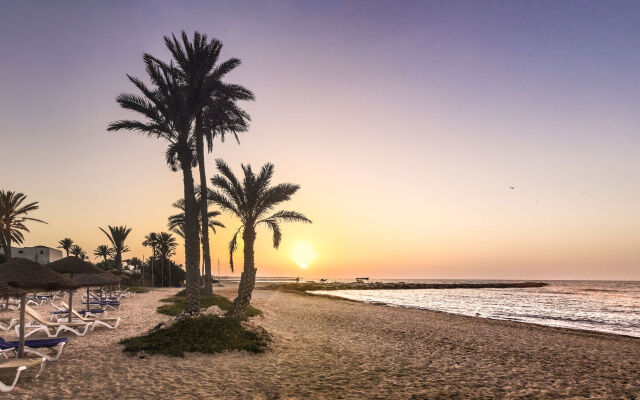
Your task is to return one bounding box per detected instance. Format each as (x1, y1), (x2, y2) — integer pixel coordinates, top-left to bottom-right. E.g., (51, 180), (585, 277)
(2, 284), (639, 399)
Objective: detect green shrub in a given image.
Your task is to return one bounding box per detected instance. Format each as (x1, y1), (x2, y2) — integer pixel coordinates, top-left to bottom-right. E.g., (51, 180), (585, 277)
(157, 293), (261, 318)
(120, 316), (267, 357)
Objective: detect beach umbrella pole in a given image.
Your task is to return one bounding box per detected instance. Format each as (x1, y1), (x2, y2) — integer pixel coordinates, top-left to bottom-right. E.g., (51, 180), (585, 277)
(18, 294), (26, 358)
(87, 287), (90, 311)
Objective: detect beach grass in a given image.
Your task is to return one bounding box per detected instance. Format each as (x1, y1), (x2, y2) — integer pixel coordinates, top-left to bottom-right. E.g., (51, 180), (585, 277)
(157, 289), (262, 317)
(119, 315), (267, 357)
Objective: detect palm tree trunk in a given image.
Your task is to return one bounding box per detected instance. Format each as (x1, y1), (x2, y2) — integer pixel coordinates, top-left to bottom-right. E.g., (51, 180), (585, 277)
(180, 153), (201, 314)
(227, 227), (257, 318)
(195, 121), (214, 296)
(161, 257), (165, 287)
(2, 239), (11, 260)
(18, 294), (26, 358)
(115, 250), (122, 271)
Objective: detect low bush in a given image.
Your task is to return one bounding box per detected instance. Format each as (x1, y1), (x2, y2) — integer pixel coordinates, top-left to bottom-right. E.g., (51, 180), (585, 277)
(120, 315), (267, 357)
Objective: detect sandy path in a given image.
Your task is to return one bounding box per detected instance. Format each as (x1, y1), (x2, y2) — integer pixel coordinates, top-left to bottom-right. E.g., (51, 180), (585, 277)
(2, 286), (640, 399)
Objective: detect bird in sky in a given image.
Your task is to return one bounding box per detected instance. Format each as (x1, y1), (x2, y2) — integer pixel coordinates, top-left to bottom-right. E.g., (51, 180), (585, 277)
(508, 186), (516, 190)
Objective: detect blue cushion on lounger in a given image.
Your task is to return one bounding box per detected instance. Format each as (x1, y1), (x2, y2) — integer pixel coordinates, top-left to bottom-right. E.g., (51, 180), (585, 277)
(0, 337), (68, 349)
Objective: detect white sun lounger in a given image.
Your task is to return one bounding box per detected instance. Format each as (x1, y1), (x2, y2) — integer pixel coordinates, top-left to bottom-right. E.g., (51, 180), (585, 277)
(20, 306), (93, 338)
(55, 302), (121, 329)
(50, 302), (108, 320)
(0, 357), (46, 392)
(0, 319), (16, 331)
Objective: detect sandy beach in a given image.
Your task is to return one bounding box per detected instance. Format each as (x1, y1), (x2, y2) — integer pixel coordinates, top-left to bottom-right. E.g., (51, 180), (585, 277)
(2, 284), (639, 399)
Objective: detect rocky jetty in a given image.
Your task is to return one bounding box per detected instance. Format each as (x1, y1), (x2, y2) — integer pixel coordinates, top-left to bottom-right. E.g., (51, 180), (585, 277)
(263, 281), (548, 292)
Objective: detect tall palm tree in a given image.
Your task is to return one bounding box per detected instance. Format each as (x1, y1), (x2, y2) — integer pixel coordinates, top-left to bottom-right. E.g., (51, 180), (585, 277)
(142, 232), (159, 287)
(157, 232), (178, 287)
(159, 31), (253, 296)
(99, 225), (131, 270)
(208, 160), (311, 318)
(57, 238), (74, 257)
(108, 46), (201, 313)
(70, 244), (85, 259)
(93, 245), (114, 262)
(0, 190), (47, 259)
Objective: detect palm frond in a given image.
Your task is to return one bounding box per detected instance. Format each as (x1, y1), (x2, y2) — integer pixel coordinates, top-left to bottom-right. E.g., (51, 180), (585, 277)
(228, 226), (243, 273)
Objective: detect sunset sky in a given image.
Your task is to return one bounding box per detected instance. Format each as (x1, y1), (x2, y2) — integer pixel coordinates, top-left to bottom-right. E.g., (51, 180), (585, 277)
(1, 1), (639, 280)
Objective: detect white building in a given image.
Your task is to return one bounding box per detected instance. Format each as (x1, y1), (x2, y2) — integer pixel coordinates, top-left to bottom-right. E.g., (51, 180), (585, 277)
(0, 246), (63, 264)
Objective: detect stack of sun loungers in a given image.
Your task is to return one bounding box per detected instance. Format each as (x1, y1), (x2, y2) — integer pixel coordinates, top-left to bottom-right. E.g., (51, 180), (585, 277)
(0, 287), (133, 392)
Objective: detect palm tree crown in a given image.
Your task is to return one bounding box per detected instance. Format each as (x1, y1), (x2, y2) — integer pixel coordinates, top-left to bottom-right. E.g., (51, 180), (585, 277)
(168, 198), (225, 239)
(93, 245), (114, 262)
(208, 159), (311, 271)
(156, 232), (178, 259)
(57, 238), (74, 257)
(0, 190), (47, 259)
(70, 244), (87, 259)
(142, 232), (160, 256)
(99, 225), (132, 270)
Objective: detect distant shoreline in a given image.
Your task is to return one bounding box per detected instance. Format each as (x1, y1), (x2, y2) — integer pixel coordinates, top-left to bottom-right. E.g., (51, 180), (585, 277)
(262, 281), (547, 292)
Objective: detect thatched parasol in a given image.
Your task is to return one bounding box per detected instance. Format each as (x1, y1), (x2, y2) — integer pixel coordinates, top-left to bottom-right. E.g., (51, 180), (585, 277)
(74, 273), (114, 309)
(47, 257), (103, 275)
(98, 271), (122, 300)
(0, 282), (25, 299)
(74, 274), (114, 287)
(101, 272), (121, 284)
(46, 257), (103, 318)
(0, 258), (79, 357)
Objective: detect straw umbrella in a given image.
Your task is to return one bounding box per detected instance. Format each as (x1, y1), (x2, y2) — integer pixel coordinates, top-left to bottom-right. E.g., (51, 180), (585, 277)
(46, 257), (103, 322)
(73, 273), (114, 312)
(0, 258), (79, 357)
(100, 271), (121, 299)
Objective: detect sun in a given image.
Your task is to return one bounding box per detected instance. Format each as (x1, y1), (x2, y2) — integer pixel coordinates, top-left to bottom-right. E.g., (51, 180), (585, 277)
(290, 240), (317, 269)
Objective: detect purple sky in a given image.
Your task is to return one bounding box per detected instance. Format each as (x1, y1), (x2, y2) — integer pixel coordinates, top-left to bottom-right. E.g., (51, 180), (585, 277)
(1, 1), (639, 279)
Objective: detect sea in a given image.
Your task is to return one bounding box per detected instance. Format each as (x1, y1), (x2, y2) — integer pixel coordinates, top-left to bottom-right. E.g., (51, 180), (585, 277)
(309, 280), (640, 338)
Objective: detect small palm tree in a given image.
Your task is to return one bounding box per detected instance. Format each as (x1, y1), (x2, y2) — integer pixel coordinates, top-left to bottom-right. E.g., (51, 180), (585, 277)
(127, 257), (144, 283)
(168, 197), (225, 292)
(57, 238), (74, 257)
(70, 244), (85, 259)
(208, 160), (311, 317)
(157, 232), (178, 287)
(0, 190), (47, 259)
(99, 225), (131, 270)
(93, 245), (114, 262)
(142, 232), (159, 287)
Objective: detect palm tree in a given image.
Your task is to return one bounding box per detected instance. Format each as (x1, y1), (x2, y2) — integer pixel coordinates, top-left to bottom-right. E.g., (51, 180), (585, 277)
(70, 244), (85, 259)
(93, 245), (114, 262)
(208, 160), (311, 318)
(108, 46), (201, 313)
(168, 198), (225, 286)
(57, 238), (74, 257)
(0, 190), (47, 259)
(157, 232), (178, 287)
(127, 257), (144, 283)
(160, 31), (253, 296)
(142, 232), (159, 287)
(99, 225), (131, 270)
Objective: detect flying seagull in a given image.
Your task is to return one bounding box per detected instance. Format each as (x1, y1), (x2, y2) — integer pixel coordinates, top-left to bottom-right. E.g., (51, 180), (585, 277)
(508, 186), (516, 190)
